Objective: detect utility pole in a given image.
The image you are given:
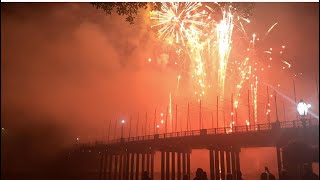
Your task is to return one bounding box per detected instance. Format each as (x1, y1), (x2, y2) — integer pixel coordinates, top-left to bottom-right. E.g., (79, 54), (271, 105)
(199, 100), (202, 129)
(217, 96), (219, 128)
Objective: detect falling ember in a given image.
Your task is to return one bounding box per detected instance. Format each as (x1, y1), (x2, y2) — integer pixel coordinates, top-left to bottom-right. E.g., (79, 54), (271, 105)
(177, 75), (181, 90)
(282, 60), (291, 68)
(252, 33), (256, 47)
(265, 22), (278, 36)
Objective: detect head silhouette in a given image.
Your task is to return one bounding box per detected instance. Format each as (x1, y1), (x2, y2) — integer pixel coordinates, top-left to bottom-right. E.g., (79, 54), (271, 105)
(261, 172), (268, 180)
(226, 173), (233, 180)
(196, 168), (204, 177)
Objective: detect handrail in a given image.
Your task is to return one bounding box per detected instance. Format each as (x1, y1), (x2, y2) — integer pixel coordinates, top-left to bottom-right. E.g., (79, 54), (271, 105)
(79, 119), (318, 147)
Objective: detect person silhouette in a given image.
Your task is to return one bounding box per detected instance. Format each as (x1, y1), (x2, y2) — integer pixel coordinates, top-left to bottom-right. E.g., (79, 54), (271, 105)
(194, 168), (204, 180)
(226, 173), (233, 180)
(260, 172), (268, 180)
(236, 171), (244, 180)
(302, 164), (318, 180)
(203, 171), (208, 180)
(141, 171), (151, 180)
(279, 169), (290, 180)
(183, 174), (189, 180)
(264, 166), (275, 180)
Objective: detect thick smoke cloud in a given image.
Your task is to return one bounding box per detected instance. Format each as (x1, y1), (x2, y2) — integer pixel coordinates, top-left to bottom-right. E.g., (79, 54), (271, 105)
(1, 3), (178, 143)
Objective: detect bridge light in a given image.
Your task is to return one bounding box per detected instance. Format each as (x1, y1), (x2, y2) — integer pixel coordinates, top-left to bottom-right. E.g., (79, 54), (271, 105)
(121, 120), (125, 124)
(297, 99), (311, 116)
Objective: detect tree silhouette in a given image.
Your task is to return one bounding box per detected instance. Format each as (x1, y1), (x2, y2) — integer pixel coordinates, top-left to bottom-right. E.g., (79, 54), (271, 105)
(91, 2), (254, 24)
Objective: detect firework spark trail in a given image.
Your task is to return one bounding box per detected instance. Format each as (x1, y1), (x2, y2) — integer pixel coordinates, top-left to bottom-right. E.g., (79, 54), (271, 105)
(253, 76), (258, 124)
(150, 3), (297, 127)
(217, 8), (234, 101)
(234, 57), (251, 111)
(151, 2), (212, 100)
(265, 22), (278, 36)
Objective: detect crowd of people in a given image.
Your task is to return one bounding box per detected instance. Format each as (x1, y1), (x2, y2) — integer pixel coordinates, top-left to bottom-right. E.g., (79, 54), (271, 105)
(140, 165), (319, 180)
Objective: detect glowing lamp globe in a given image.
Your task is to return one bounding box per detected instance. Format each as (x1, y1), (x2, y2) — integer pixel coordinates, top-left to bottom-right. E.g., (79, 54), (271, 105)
(121, 120), (125, 124)
(297, 100), (311, 116)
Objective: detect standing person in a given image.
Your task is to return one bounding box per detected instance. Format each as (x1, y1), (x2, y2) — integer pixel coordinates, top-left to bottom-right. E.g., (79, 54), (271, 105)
(203, 171), (208, 180)
(302, 164), (319, 180)
(194, 168), (205, 180)
(264, 166), (275, 180)
(141, 171), (151, 180)
(260, 172), (268, 180)
(183, 174), (189, 180)
(226, 173), (233, 180)
(236, 171), (244, 180)
(279, 169), (290, 180)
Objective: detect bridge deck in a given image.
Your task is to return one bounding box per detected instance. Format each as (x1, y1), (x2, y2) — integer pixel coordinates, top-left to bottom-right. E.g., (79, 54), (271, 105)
(77, 119), (319, 153)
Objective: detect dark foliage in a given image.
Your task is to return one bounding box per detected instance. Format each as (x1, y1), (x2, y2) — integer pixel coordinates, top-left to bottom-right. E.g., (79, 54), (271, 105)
(91, 2), (254, 24)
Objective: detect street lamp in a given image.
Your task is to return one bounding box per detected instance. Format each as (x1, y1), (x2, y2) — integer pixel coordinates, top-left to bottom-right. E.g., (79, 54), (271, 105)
(156, 125), (160, 134)
(297, 99), (311, 119)
(297, 99), (311, 128)
(121, 120), (125, 138)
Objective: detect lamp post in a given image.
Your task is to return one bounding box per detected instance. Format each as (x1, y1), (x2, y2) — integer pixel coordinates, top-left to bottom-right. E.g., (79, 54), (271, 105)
(156, 125), (160, 134)
(121, 120), (125, 138)
(297, 99), (311, 127)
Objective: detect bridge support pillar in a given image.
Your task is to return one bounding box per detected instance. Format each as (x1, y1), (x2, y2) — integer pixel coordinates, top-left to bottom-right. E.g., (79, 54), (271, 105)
(231, 151), (236, 180)
(135, 153), (140, 180)
(130, 153), (134, 180)
(226, 150), (231, 175)
(114, 155), (118, 180)
(99, 153), (104, 180)
(118, 154), (123, 180)
(235, 148), (241, 180)
(276, 146), (282, 178)
(147, 153), (150, 174)
(214, 150), (220, 180)
(151, 153), (154, 180)
(177, 152), (181, 180)
(187, 152), (191, 179)
(166, 151), (170, 180)
(108, 154), (113, 180)
(172, 152), (175, 180)
(125, 153), (130, 180)
(103, 154), (109, 180)
(142, 153), (145, 177)
(220, 150), (225, 180)
(161, 151), (165, 180)
(209, 150), (215, 180)
(182, 153), (186, 176)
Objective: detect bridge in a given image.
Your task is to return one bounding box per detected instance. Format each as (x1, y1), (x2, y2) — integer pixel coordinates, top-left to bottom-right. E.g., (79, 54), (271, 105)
(72, 119), (319, 180)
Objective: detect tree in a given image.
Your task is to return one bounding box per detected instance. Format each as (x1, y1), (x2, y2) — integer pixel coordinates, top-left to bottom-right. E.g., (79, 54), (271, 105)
(91, 2), (254, 24)
(91, 2), (160, 24)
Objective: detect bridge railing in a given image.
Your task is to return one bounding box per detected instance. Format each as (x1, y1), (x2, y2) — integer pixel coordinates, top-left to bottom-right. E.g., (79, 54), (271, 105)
(81, 119), (318, 147)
